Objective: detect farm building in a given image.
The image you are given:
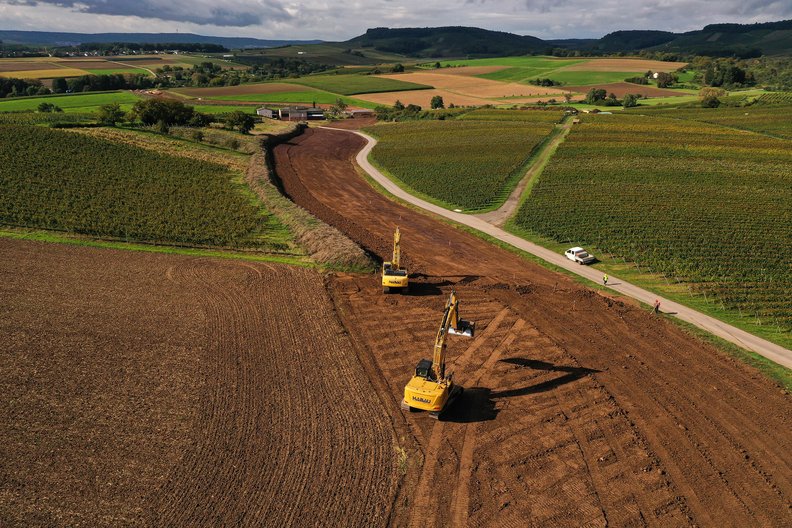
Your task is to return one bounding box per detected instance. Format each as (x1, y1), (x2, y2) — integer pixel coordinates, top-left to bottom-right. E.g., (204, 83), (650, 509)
(278, 106), (325, 121)
(257, 107), (276, 118)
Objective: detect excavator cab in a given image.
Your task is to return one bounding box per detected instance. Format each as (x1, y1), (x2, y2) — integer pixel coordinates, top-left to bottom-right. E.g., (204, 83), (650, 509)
(414, 359), (433, 379)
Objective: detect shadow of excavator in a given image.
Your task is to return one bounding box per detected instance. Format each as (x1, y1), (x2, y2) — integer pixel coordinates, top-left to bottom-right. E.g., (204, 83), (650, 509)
(441, 358), (599, 423)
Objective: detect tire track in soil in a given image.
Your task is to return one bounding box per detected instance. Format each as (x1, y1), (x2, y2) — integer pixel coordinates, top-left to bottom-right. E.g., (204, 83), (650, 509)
(153, 259), (398, 527)
(274, 126), (792, 527)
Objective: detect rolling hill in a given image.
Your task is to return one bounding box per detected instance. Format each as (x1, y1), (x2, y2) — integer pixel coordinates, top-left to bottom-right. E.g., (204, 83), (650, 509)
(0, 30), (320, 49)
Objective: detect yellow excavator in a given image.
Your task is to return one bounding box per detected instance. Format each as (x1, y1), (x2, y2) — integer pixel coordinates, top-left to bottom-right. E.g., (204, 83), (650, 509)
(402, 290), (475, 418)
(382, 226), (409, 293)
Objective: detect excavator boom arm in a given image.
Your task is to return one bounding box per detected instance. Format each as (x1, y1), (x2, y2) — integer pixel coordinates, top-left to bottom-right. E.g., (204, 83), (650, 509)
(392, 227), (401, 270)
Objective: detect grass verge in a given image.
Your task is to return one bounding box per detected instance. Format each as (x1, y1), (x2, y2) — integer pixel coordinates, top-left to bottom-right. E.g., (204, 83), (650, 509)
(0, 228), (312, 267)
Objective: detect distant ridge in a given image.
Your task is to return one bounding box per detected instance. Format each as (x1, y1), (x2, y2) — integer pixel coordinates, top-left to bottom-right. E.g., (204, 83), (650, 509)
(0, 30), (321, 49)
(345, 26), (545, 58)
(340, 20), (792, 58)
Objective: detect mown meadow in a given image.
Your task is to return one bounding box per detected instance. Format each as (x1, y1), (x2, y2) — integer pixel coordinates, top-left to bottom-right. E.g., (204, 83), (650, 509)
(513, 113), (792, 330)
(366, 110), (562, 211)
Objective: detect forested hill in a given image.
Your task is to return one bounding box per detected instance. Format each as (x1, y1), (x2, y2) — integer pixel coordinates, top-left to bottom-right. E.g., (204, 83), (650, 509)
(343, 21), (792, 58)
(345, 26), (546, 57)
(596, 20), (792, 56)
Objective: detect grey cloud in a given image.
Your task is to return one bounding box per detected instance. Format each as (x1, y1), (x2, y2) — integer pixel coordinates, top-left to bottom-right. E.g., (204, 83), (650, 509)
(2, 0), (792, 40)
(19, 0), (293, 26)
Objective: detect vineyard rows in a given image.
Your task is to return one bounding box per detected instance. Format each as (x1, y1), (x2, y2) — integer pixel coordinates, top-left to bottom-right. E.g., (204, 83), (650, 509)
(514, 114), (792, 330)
(366, 111), (560, 210)
(753, 92), (792, 105)
(637, 103), (792, 139)
(458, 108), (564, 123)
(0, 125), (279, 247)
(0, 111), (95, 126)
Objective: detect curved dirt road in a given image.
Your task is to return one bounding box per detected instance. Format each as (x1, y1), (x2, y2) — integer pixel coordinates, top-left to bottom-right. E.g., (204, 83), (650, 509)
(344, 128), (792, 370)
(273, 127), (792, 527)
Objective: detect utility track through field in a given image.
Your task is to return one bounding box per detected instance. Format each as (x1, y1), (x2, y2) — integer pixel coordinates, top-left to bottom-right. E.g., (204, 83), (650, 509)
(273, 126), (792, 527)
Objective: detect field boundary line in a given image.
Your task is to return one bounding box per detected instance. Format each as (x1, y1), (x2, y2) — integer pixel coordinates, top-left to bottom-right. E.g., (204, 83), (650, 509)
(323, 127), (792, 370)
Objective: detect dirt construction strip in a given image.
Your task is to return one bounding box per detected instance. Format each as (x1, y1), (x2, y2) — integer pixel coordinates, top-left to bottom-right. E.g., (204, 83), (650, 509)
(273, 127), (792, 527)
(344, 128), (792, 370)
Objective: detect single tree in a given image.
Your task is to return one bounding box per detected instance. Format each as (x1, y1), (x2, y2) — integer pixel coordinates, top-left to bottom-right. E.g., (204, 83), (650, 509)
(97, 102), (125, 126)
(393, 100), (405, 111)
(622, 93), (639, 108)
(698, 87), (725, 108)
(391, 63), (404, 73)
(224, 111), (255, 134)
(37, 102), (62, 113)
(563, 92), (573, 104)
(430, 95), (445, 109)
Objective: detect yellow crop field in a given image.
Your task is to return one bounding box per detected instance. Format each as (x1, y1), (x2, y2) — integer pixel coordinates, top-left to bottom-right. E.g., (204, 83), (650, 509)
(0, 68), (88, 79)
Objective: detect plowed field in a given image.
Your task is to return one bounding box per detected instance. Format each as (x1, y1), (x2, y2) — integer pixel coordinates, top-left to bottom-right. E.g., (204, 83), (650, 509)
(273, 127), (792, 527)
(0, 238), (397, 527)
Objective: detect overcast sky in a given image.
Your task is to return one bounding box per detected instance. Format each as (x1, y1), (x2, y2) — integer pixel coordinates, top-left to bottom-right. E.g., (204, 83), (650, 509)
(1, 0), (790, 41)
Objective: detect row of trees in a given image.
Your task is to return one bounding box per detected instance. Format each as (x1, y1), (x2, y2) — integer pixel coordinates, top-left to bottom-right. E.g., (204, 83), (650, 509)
(584, 88), (642, 108)
(95, 99), (256, 134)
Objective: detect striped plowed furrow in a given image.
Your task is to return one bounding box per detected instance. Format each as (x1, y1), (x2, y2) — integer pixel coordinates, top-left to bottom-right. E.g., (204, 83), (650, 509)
(152, 261), (398, 527)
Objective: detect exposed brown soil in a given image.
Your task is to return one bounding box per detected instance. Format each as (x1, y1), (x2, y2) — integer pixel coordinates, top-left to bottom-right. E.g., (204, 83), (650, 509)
(273, 127), (792, 527)
(57, 61), (134, 70)
(559, 58), (687, 72)
(0, 62), (60, 72)
(0, 238), (397, 527)
(562, 82), (686, 98)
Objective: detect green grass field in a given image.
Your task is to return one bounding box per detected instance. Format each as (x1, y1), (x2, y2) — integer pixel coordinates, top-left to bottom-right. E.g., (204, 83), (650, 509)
(365, 110), (561, 211)
(83, 67), (153, 76)
(436, 56), (686, 87)
(0, 91), (139, 113)
(288, 74), (431, 95)
(208, 91), (378, 108)
(511, 113), (792, 332)
(0, 124), (288, 248)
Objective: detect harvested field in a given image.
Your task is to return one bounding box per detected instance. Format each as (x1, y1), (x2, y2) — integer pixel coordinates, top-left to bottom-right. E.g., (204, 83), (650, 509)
(355, 88), (493, 108)
(0, 238), (398, 527)
(272, 127), (792, 527)
(0, 61), (59, 72)
(562, 82), (687, 98)
(375, 71), (569, 99)
(174, 82), (314, 97)
(558, 58), (687, 72)
(58, 60), (135, 70)
(0, 68), (87, 79)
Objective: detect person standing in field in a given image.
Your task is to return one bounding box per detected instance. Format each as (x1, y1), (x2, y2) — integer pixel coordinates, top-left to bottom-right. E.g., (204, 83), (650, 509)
(603, 274), (608, 285)
(653, 299), (661, 314)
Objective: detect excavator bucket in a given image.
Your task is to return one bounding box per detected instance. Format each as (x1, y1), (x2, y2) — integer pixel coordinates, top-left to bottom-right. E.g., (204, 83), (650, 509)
(449, 319), (475, 338)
